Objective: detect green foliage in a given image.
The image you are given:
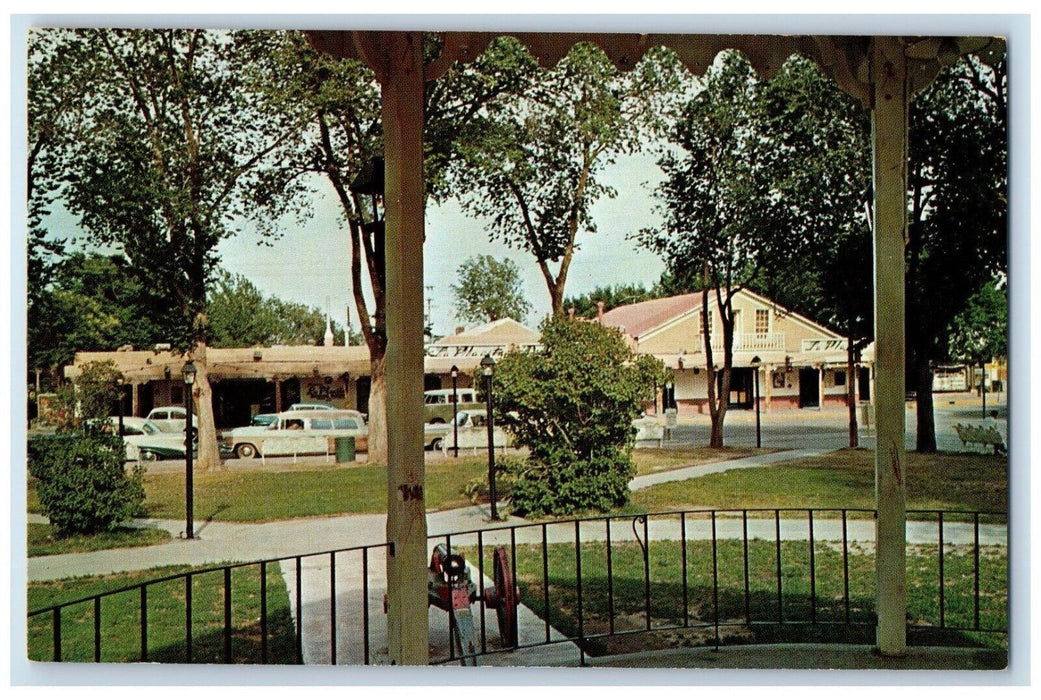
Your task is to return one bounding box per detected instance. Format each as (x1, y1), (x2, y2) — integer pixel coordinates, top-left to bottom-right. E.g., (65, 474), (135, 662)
(451, 255), (532, 324)
(29, 253), (176, 372)
(207, 269), (350, 347)
(563, 282), (668, 318)
(491, 317), (663, 516)
(31, 29), (310, 350)
(28, 360), (145, 535)
(948, 279), (1008, 365)
(28, 436), (146, 536)
(451, 41), (683, 313)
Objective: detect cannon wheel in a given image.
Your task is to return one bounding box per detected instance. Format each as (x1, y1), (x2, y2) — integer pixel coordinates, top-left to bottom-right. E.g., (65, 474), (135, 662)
(492, 546), (518, 647)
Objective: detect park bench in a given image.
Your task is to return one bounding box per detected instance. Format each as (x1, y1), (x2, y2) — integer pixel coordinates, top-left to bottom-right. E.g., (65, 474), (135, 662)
(953, 423), (1006, 455)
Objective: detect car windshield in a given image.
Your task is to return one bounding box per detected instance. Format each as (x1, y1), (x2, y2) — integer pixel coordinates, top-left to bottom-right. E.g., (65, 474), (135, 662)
(141, 422), (161, 435)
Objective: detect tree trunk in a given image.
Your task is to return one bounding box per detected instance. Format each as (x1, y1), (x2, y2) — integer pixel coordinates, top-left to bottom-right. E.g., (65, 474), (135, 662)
(366, 353), (388, 464)
(191, 341), (221, 471)
(914, 356), (937, 453)
(847, 341), (859, 448)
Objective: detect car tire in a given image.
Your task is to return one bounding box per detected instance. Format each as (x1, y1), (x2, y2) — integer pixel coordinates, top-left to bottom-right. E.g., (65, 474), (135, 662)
(235, 443), (258, 459)
(429, 417), (446, 424)
(430, 437), (444, 452)
(140, 450), (158, 462)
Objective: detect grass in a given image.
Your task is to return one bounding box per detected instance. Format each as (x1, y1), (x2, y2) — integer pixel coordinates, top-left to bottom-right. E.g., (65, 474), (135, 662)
(631, 449), (1008, 515)
(27, 562), (299, 663)
(632, 446), (768, 476)
(482, 538), (1008, 658)
(28, 523), (171, 557)
(29, 458), (488, 524)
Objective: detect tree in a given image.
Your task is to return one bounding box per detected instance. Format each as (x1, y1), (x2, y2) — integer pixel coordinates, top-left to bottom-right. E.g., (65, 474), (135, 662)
(28, 361), (146, 536)
(451, 42), (683, 315)
(450, 255), (531, 324)
(948, 279), (1008, 371)
(207, 269), (347, 348)
(28, 252), (174, 373)
(33, 29), (310, 470)
(752, 55), (873, 447)
(491, 317), (662, 517)
(257, 33), (538, 463)
(905, 56), (1007, 452)
(639, 51), (788, 448)
(563, 282), (662, 319)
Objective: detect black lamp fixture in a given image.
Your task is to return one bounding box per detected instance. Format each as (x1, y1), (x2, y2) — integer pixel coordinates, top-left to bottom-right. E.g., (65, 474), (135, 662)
(750, 356), (762, 448)
(182, 361), (197, 539)
(351, 157), (386, 283)
(480, 354), (498, 520)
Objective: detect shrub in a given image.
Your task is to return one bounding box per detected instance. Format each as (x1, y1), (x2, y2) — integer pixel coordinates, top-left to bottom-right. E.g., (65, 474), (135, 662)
(27, 359), (144, 536)
(28, 435), (145, 536)
(489, 317), (664, 516)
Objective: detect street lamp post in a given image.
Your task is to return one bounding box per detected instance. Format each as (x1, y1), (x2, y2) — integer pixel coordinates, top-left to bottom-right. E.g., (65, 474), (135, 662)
(451, 365), (459, 458)
(481, 354), (498, 521)
(182, 361), (196, 540)
(751, 356), (762, 449)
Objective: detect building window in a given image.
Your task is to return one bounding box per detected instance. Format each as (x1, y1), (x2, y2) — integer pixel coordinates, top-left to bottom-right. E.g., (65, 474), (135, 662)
(699, 308), (712, 338)
(170, 385), (183, 405)
(755, 308), (770, 335)
(834, 370), (846, 386)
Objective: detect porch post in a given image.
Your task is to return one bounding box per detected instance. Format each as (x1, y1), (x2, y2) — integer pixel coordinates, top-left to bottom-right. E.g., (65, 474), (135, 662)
(380, 31), (429, 665)
(870, 36), (909, 657)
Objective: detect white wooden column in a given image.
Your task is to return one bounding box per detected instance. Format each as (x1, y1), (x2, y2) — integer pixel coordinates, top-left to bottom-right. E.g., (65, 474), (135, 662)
(871, 37), (909, 657)
(380, 31), (430, 666)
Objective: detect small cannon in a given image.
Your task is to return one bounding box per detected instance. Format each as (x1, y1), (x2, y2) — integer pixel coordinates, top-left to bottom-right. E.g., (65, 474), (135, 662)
(427, 544), (518, 665)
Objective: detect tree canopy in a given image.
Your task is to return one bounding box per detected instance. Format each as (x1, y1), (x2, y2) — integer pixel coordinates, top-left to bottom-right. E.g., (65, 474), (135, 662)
(451, 42), (683, 314)
(450, 255), (532, 324)
(207, 270), (349, 348)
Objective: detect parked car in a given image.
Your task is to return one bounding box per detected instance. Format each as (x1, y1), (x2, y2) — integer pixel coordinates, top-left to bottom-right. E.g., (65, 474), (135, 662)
(250, 413), (278, 427)
(423, 388), (482, 424)
(109, 417), (192, 461)
(440, 409), (512, 453)
(222, 410), (368, 459)
(146, 406), (199, 434)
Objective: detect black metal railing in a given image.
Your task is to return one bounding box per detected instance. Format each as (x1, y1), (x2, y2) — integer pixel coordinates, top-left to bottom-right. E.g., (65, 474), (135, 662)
(427, 507), (1008, 665)
(28, 541), (391, 665)
(28, 507), (1007, 665)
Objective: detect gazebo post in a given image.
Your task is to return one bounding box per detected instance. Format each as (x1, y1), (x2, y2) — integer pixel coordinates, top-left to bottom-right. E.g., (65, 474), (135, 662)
(377, 31), (430, 665)
(870, 36), (909, 657)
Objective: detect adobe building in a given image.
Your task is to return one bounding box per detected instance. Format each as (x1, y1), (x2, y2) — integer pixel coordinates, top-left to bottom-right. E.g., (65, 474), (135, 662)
(64, 318), (543, 429)
(598, 289), (876, 414)
(65, 344), (371, 429)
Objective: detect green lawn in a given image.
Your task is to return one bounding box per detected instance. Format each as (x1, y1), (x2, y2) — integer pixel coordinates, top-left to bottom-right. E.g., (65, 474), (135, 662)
(27, 562), (299, 663)
(632, 446), (767, 476)
(29, 458), (488, 524)
(484, 538), (1008, 658)
(28, 522), (171, 557)
(631, 449), (1008, 515)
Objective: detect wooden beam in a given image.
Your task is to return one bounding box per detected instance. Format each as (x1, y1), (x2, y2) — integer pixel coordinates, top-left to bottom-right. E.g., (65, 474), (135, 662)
(870, 36), (909, 657)
(376, 31), (430, 666)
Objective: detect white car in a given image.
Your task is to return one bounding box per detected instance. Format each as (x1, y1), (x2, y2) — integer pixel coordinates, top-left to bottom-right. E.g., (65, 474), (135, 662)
(222, 410), (368, 459)
(146, 406), (199, 434)
(109, 417), (191, 461)
(288, 403), (334, 411)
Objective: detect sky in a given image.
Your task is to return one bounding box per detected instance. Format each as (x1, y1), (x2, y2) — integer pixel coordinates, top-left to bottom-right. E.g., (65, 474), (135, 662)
(216, 150), (669, 340)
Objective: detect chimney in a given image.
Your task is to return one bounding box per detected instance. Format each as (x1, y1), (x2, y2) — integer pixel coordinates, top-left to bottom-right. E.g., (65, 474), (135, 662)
(597, 301), (605, 322)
